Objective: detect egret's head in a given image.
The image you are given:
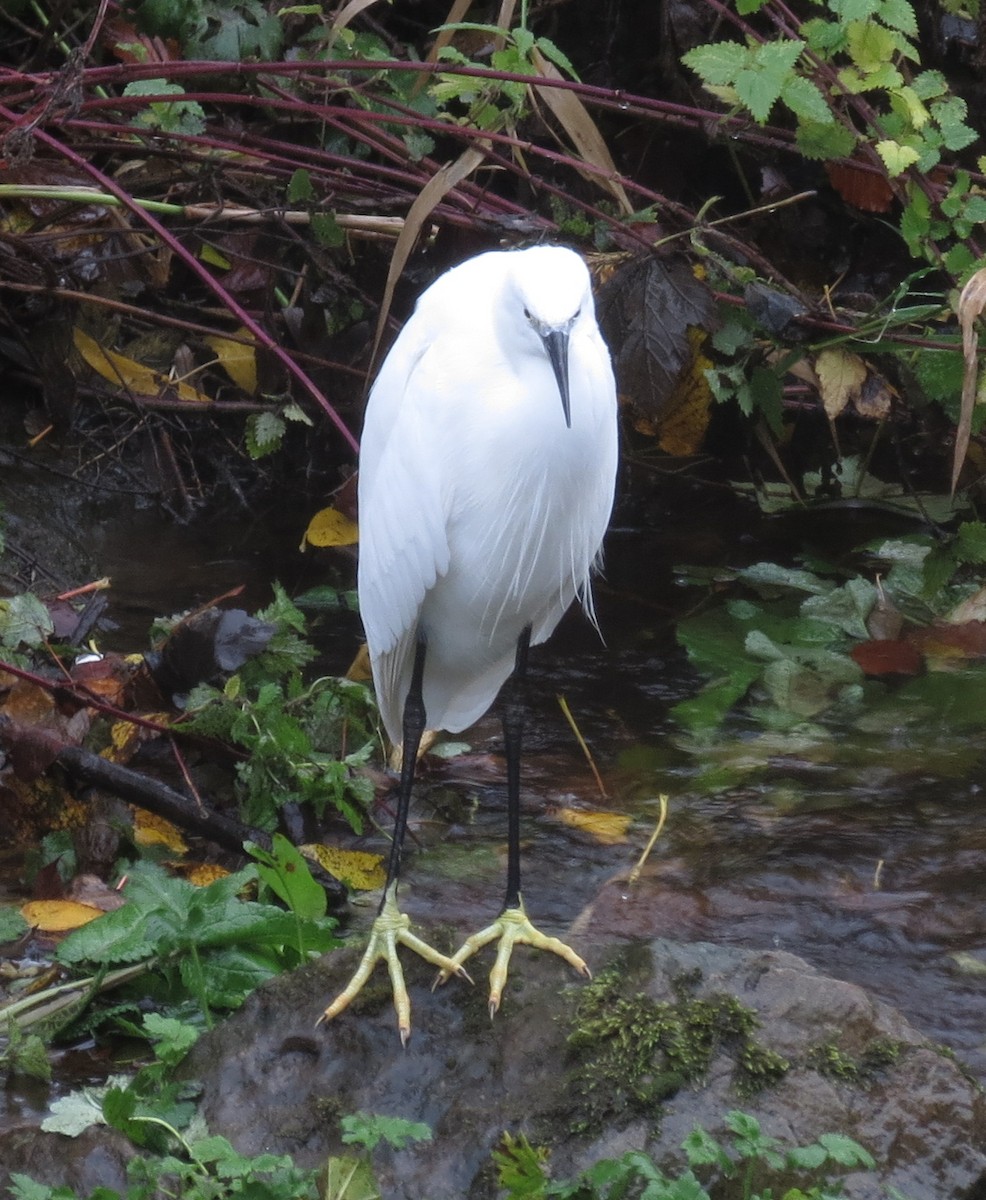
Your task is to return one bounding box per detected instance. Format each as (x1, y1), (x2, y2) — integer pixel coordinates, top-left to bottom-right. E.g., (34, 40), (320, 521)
(506, 247), (593, 429)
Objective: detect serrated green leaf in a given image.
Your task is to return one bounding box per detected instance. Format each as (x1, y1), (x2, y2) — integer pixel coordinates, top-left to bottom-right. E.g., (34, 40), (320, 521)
(735, 67), (784, 123)
(846, 19), (901, 71)
(878, 0), (918, 33)
(831, 0), (880, 20)
(795, 118), (857, 160)
(246, 411), (286, 459)
(0, 905), (30, 942)
(876, 138), (920, 176)
(287, 168), (314, 202)
(780, 74), (832, 123)
(682, 41), (749, 87)
(534, 36), (579, 80)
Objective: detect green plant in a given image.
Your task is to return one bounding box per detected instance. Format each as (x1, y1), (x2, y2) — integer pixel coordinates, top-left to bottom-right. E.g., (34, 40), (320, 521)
(178, 584), (377, 831)
(682, 0), (981, 276)
(495, 1110), (875, 1199)
(55, 859), (338, 1025)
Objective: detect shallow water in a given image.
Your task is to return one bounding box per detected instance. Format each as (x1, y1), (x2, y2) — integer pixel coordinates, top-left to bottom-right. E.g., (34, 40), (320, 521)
(2, 487), (985, 1133)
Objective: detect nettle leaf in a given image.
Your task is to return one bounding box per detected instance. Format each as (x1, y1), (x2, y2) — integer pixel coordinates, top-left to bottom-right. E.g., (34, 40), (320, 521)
(846, 20), (900, 73)
(245, 411), (286, 460)
(876, 139), (920, 176)
(912, 69), (949, 100)
(878, 0), (918, 35)
(801, 17), (847, 55)
(796, 118), (857, 160)
(830, 0), (880, 20)
(780, 74), (832, 123)
(682, 41), (749, 87)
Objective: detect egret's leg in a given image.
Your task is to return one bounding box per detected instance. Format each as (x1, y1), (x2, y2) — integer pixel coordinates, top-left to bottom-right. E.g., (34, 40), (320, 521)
(438, 627), (590, 1015)
(319, 639), (467, 1044)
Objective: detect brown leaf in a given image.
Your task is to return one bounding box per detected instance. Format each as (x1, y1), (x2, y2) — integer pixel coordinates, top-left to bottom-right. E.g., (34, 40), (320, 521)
(596, 255), (718, 445)
(908, 620), (986, 665)
(851, 639), (922, 677)
(824, 160), (894, 213)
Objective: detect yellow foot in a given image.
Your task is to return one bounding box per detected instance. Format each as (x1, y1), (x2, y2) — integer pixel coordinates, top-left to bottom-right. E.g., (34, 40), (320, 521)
(436, 900), (590, 1016)
(317, 883), (469, 1044)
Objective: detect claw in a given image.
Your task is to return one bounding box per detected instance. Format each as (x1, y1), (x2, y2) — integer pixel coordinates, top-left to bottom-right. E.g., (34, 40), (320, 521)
(437, 897), (589, 1015)
(318, 882), (466, 1042)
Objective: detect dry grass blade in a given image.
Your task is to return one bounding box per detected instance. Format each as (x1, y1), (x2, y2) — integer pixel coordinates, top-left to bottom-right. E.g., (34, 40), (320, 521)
(531, 48), (632, 216)
(953, 267), (986, 495)
(627, 793), (669, 886)
(557, 693), (608, 798)
(369, 144), (487, 374)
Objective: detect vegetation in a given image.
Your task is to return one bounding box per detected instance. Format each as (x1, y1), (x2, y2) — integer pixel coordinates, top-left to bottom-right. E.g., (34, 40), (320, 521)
(1, 0), (982, 1195)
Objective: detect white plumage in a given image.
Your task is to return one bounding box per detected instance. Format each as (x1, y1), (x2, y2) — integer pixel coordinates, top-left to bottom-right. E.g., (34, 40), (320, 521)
(358, 245), (618, 745)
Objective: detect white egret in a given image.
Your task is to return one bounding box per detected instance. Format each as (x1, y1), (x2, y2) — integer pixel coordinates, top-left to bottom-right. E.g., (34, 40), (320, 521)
(320, 245), (619, 1042)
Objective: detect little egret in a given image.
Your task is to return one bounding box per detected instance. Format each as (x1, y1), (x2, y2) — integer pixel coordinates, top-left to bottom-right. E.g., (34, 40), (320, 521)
(320, 244), (619, 1041)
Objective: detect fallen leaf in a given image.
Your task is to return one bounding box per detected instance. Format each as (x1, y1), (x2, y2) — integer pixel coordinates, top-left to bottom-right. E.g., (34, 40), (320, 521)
(850, 639), (923, 677)
(73, 327), (211, 404)
(551, 807), (631, 845)
(132, 809), (188, 854)
(304, 506), (359, 548)
(181, 863), (232, 887)
(301, 844), (386, 891)
(21, 899), (104, 932)
(204, 327), (258, 394)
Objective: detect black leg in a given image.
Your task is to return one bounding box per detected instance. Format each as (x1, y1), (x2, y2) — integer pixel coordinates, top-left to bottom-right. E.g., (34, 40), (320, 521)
(502, 626), (531, 912)
(380, 637), (427, 913)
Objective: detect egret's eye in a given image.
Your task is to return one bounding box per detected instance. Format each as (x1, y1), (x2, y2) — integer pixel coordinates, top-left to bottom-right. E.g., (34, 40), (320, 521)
(523, 306), (532, 321)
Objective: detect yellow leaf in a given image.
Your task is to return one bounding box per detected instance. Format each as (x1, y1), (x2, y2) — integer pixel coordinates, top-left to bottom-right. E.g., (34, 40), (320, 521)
(305, 506), (359, 548)
(656, 328), (713, 457)
(73, 327), (211, 404)
(301, 844), (386, 891)
(21, 899), (104, 932)
(181, 863), (232, 887)
(553, 807), (631, 846)
(815, 347), (867, 420)
(204, 328), (258, 394)
(132, 809), (188, 854)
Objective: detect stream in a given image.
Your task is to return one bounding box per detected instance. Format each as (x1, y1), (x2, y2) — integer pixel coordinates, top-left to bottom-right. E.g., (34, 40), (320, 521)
(1, 467), (985, 1133)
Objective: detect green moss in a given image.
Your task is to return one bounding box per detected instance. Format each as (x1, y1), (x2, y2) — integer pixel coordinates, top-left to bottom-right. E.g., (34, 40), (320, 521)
(807, 1037), (903, 1084)
(564, 960), (790, 1134)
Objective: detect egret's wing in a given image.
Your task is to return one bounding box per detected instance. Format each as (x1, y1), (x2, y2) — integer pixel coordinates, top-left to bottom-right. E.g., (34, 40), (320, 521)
(358, 336), (451, 744)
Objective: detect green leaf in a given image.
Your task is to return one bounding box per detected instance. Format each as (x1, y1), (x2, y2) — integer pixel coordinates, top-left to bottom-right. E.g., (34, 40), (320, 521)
(878, 0), (918, 35)
(248, 833), (327, 919)
(817, 1131), (877, 1167)
(681, 41), (749, 87)
(0, 592), (53, 649)
(780, 74), (832, 123)
(323, 1155), (381, 1200)
(341, 1112), (433, 1152)
(246, 411), (286, 459)
(875, 139), (920, 176)
(312, 212), (345, 248)
(0, 905), (30, 942)
(534, 36), (579, 80)
(795, 118), (857, 160)
(287, 168), (314, 202)
(846, 20), (899, 72)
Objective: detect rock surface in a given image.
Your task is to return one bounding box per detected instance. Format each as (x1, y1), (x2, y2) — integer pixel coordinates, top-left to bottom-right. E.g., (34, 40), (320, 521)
(181, 936), (986, 1200)
(3, 936), (984, 1199)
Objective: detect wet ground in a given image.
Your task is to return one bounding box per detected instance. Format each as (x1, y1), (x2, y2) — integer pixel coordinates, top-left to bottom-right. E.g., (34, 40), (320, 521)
(2, 474), (985, 1133)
